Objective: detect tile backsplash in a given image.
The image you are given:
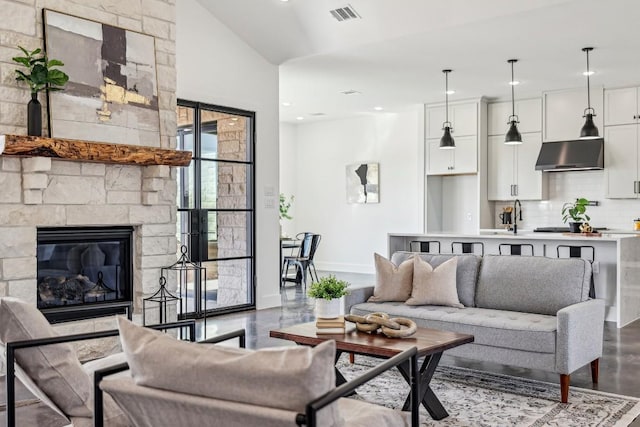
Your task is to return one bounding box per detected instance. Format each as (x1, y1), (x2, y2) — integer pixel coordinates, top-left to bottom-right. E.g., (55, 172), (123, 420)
(494, 170), (640, 231)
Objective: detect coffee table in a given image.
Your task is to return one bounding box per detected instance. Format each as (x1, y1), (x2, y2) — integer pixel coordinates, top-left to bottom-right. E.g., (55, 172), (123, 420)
(270, 322), (474, 420)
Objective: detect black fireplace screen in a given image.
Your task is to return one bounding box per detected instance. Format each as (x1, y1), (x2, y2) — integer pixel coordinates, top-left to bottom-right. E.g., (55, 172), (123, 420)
(37, 227), (133, 322)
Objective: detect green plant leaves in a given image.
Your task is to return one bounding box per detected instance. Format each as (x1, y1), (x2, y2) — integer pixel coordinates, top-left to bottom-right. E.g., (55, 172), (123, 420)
(12, 45), (69, 94)
(561, 197), (590, 223)
(308, 275), (350, 300)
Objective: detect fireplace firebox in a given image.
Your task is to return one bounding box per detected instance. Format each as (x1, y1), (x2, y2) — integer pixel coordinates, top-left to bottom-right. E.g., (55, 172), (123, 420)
(36, 227), (133, 323)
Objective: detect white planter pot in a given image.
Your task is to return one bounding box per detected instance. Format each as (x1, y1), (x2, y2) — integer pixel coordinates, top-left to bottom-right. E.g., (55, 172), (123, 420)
(315, 297), (343, 319)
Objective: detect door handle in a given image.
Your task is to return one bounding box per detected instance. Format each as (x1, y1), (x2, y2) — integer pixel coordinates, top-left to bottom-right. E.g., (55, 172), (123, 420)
(635, 181), (638, 194)
(514, 184), (518, 196)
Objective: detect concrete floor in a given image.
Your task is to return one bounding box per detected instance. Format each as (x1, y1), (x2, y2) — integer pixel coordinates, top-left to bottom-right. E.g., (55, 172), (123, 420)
(2, 270), (640, 426)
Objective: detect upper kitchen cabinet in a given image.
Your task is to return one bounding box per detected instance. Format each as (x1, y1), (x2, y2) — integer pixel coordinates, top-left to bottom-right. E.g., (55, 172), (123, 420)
(488, 98), (541, 136)
(604, 86), (640, 126)
(487, 133), (547, 200)
(605, 124), (640, 199)
(425, 99), (485, 175)
(542, 87), (603, 142)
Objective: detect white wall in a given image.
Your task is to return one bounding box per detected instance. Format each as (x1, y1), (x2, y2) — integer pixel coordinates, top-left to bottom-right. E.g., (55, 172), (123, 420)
(281, 109), (424, 274)
(177, 0), (281, 309)
(494, 171), (640, 231)
(279, 122), (297, 237)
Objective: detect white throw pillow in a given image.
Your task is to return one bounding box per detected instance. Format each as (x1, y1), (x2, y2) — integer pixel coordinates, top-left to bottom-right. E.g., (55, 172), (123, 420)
(406, 256), (463, 307)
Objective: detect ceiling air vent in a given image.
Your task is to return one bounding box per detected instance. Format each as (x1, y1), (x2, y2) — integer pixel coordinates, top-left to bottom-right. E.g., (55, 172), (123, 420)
(309, 112), (326, 116)
(339, 89), (361, 95)
(330, 5), (361, 22)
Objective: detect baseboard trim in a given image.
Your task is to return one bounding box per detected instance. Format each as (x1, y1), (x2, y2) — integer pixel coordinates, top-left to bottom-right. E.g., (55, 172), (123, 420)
(314, 262), (374, 275)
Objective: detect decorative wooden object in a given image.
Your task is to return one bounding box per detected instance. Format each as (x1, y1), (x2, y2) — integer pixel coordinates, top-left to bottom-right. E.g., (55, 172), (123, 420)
(0, 134), (191, 167)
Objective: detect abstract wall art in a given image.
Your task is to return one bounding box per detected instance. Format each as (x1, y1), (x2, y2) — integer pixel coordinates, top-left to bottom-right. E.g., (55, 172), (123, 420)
(346, 162), (379, 203)
(44, 9), (160, 146)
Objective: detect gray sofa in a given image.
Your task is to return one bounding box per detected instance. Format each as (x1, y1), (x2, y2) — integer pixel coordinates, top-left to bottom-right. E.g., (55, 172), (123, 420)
(345, 252), (605, 403)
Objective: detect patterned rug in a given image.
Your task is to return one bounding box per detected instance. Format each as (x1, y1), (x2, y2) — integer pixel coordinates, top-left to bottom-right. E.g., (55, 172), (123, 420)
(337, 356), (640, 426)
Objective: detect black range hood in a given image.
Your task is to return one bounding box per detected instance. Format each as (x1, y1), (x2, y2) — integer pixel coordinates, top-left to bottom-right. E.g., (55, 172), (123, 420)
(535, 138), (604, 172)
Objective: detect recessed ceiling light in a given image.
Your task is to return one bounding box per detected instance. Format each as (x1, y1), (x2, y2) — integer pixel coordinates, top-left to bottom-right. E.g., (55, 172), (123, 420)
(446, 90), (456, 95)
(373, 106), (383, 111)
(228, 121), (236, 126)
(280, 0), (289, 2)
(296, 116), (304, 121)
(282, 101), (291, 107)
(509, 80), (520, 85)
(583, 71), (595, 76)
(231, 117), (239, 121)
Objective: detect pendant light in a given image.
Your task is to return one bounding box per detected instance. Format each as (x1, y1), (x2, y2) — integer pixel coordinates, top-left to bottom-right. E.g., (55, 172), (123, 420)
(504, 59), (522, 145)
(580, 47), (599, 139)
(440, 69), (455, 149)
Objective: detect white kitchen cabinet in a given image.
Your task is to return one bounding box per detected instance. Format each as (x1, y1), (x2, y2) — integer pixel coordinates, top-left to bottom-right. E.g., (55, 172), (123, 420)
(605, 124), (639, 198)
(488, 98), (542, 136)
(604, 87), (639, 126)
(426, 102), (477, 138)
(543, 88), (603, 142)
(487, 132), (546, 200)
(427, 135), (477, 175)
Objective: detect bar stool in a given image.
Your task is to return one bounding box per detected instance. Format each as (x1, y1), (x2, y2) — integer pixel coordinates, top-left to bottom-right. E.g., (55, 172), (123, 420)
(451, 241), (484, 256)
(556, 245), (596, 298)
(499, 243), (534, 256)
(409, 240), (441, 254)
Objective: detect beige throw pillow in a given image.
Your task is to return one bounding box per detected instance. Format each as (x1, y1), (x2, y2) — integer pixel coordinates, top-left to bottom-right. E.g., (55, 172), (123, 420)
(406, 256), (463, 307)
(368, 253), (414, 302)
(117, 317), (343, 427)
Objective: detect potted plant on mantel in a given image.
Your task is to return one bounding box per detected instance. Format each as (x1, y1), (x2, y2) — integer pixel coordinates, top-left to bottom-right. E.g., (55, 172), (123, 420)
(561, 197), (591, 233)
(12, 45), (69, 137)
(308, 275), (350, 319)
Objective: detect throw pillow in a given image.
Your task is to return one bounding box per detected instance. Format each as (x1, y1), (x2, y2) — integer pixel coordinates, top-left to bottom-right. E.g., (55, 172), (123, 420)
(406, 256), (463, 307)
(117, 317), (343, 427)
(368, 253), (414, 302)
(0, 297), (93, 418)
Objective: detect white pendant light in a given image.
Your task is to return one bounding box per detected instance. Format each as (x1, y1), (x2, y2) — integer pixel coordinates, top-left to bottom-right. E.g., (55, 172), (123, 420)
(579, 47), (599, 139)
(440, 69), (455, 149)
(504, 59), (522, 145)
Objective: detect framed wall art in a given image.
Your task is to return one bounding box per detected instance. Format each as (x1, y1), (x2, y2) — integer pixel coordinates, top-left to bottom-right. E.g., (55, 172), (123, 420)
(346, 162), (379, 203)
(43, 9), (160, 146)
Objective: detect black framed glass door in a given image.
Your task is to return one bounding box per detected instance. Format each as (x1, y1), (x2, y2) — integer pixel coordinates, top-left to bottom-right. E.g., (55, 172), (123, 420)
(176, 100), (255, 317)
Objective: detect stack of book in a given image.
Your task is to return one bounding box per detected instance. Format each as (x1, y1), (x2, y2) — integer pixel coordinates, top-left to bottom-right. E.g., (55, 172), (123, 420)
(315, 315), (348, 334)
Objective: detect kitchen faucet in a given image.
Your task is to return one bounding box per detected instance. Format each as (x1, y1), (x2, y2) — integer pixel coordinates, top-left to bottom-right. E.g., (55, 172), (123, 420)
(513, 199), (523, 234)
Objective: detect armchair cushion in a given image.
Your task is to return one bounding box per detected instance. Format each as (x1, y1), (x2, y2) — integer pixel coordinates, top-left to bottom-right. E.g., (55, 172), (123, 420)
(117, 317), (343, 427)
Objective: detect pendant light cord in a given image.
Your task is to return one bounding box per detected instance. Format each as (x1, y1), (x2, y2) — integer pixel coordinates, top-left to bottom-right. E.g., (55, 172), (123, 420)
(586, 49), (591, 110)
(445, 71), (449, 124)
(511, 61), (515, 118)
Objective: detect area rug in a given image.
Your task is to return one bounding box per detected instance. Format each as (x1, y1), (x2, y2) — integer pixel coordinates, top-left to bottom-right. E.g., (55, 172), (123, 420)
(337, 356), (640, 426)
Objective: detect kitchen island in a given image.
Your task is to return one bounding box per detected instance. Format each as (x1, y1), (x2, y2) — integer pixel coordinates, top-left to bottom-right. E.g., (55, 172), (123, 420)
(388, 232), (640, 328)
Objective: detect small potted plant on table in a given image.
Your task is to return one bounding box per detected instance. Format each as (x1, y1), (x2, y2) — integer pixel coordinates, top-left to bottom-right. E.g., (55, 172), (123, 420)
(561, 197), (591, 233)
(308, 275), (350, 319)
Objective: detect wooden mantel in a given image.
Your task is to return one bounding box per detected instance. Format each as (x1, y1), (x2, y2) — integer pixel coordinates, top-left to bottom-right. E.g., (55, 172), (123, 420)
(0, 134), (191, 167)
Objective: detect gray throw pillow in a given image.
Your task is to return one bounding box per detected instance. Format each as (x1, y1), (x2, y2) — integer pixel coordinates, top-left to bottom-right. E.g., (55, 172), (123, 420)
(406, 256), (463, 308)
(368, 252), (413, 302)
(117, 317), (343, 427)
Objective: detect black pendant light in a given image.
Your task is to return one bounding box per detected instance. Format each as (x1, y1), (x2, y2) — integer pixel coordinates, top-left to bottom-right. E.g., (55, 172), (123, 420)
(505, 59), (522, 145)
(580, 47), (599, 139)
(440, 69), (455, 149)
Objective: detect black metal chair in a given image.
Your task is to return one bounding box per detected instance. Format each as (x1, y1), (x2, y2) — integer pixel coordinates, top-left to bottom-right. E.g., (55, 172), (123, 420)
(281, 232), (321, 289)
(499, 243), (534, 256)
(451, 241), (484, 255)
(409, 240), (441, 254)
(556, 245), (596, 298)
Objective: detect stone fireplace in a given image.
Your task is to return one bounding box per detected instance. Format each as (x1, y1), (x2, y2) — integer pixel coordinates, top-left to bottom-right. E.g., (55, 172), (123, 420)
(36, 226), (133, 323)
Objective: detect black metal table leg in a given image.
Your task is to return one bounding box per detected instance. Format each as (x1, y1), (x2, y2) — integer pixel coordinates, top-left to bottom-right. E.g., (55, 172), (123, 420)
(397, 351), (448, 420)
(334, 350), (349, 386)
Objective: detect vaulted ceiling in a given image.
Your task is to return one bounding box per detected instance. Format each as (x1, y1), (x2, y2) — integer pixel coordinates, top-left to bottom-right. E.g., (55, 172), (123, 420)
(198, 0), (640, 122)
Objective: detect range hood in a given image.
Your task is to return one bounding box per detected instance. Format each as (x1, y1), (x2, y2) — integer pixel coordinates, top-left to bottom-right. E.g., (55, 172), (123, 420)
(535, 138), (604, 172)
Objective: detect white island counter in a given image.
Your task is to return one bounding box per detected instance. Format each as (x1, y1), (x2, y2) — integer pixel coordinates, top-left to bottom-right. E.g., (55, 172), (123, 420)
(388, 232), (640, 328)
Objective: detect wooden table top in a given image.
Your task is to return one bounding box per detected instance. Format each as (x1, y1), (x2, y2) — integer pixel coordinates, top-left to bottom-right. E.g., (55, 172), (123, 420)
(270, 322), (474, 358)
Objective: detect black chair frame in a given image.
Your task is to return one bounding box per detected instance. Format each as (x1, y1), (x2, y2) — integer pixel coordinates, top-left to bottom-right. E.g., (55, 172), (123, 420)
(282, 233), (321, 288)
(409, 240), (441, 254)
(4, 319), (199, 427)
(451, 241), (484, 256)
(499, 243), (534, 256)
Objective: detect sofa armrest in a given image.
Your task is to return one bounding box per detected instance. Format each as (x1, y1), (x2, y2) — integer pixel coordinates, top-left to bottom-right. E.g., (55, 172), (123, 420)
(302, 346), (419, 427)
(556, 299), (605, 374)
(344, 286), (375, 314)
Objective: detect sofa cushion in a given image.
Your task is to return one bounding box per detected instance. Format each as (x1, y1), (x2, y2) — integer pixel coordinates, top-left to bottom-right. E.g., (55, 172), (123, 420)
(391, 252), (480, 307)
(0, 297), (93, 418)
(406, 257), (462, 308)
(368, 253), (413, 302)
(475, 255), (591, 315)
(117, 317), (342, 427)
(351, 302), (557, 354)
